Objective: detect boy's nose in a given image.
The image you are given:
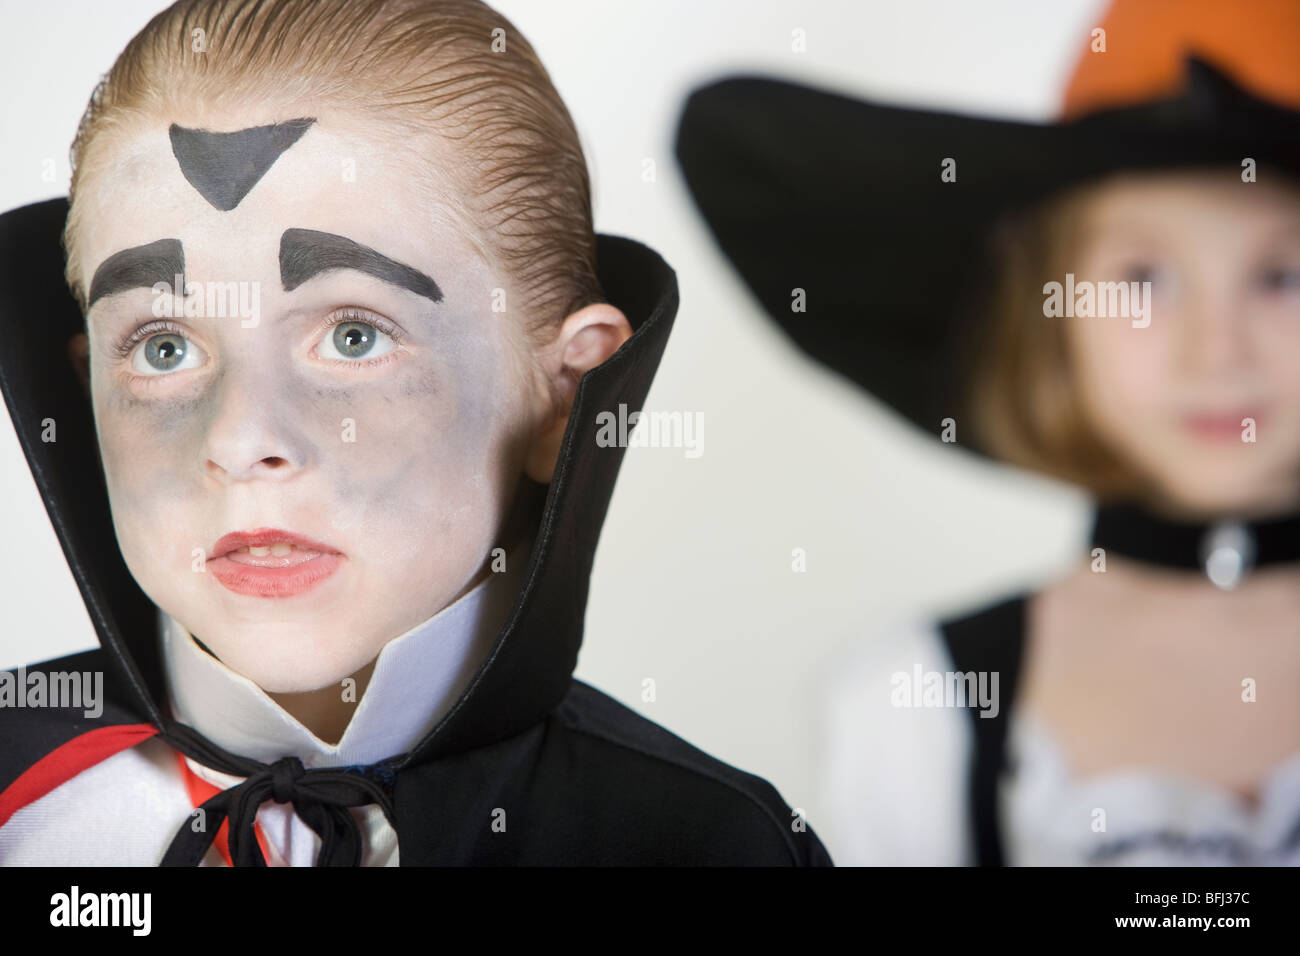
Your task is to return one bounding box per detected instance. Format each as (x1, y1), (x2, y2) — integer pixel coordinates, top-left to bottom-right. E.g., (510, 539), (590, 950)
(202, 367), (312, 483)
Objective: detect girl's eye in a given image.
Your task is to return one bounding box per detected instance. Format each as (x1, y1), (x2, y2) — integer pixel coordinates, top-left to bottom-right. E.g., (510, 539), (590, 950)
(1258, 266), (1300, 293)
(132, 331), (206, 376)
(318, 318), (400, 362)
(1123, 263), (1164, 286)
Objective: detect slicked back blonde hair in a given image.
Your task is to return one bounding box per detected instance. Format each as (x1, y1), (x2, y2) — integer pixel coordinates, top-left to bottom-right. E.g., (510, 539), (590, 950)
(63, 0), (602, 339)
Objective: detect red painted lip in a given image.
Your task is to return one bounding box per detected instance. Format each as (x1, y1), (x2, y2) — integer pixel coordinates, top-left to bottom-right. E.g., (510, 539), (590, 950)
(207, 527), (344, 598)
(209, 527), (342, 559)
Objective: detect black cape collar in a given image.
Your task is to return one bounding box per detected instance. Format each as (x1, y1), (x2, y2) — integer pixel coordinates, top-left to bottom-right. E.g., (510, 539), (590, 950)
(0, 197), (679, 768)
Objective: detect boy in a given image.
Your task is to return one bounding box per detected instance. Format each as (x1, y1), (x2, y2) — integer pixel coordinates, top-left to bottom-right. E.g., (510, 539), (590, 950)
(0, 0), (831, 866)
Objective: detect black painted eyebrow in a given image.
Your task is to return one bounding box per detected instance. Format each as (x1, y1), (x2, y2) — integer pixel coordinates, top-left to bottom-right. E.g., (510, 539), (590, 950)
(279, 228), (442, 304)
(87, 238), (185, 309)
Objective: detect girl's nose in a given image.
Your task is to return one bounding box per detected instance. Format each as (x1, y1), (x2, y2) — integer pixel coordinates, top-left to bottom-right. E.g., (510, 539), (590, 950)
(1176, 288), (1253, 377)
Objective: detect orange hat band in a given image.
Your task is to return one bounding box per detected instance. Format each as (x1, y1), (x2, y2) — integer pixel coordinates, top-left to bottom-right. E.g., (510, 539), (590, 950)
(1060, 0), (1300, 121)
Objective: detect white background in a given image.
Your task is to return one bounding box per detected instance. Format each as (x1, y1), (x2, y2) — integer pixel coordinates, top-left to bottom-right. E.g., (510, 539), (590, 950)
(0, 0), (1105, 854)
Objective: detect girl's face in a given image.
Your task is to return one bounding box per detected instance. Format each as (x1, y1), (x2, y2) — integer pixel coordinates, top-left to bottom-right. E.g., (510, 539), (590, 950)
(1064, 171), (1300, 518)
(73, 110), (551, 693)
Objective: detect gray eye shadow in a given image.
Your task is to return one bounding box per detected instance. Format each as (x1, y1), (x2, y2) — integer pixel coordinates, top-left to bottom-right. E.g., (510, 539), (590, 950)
(88, 238), (185, 309)
(169, 117), (315, 211)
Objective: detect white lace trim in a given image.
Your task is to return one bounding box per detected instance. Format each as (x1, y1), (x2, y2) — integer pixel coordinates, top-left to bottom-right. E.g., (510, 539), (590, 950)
(1001, 711), (1300, 865)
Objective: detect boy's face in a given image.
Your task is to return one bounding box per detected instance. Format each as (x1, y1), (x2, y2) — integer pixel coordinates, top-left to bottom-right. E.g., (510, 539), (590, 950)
(73, 110), (548, 693)
(1064, 170), (1300, 517)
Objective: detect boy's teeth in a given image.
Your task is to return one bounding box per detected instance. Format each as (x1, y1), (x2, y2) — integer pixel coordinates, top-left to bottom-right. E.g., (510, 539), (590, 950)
(240, 543), (298, 557)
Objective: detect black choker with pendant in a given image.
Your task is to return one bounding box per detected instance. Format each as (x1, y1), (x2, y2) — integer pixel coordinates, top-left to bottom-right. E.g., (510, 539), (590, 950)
(1089, 503), (1300, 590)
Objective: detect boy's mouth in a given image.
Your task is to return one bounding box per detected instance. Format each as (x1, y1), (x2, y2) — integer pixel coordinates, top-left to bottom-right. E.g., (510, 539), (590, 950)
(224, 543), (327, 568)
(207, 527), (344, 598)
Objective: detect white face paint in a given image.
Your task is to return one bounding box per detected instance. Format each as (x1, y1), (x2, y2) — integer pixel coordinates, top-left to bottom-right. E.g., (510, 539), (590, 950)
(74, 110), (548, 693)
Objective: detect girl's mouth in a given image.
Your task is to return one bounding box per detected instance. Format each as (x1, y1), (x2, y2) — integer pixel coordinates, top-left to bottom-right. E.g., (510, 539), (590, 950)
(1182, 410), (1264, 443)
(207, 527), (344, 598)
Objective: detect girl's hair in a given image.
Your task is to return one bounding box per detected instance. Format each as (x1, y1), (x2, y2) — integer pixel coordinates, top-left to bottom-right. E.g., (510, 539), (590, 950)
(63, 0), (602, 340)
(966, 180), (1148, 500)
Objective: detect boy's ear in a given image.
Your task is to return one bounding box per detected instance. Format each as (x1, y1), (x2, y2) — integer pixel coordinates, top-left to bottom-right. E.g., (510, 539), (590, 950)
(523, 302), (632, 483)
(68, 332), (91, 400)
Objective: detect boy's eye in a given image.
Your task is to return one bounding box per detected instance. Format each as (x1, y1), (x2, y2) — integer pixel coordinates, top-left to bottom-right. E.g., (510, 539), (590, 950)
(319, 319), (399, 362)
(133, 332), (206, 376)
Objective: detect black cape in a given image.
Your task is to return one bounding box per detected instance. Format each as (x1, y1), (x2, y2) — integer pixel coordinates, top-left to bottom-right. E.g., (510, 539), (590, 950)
(0, 198), (833, 866)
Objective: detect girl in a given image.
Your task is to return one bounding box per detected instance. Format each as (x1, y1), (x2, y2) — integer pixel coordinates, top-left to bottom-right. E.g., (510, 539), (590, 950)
(677, 0), (1300, 864)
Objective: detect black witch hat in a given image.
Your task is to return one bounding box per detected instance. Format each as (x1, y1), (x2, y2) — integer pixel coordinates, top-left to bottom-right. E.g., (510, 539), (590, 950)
(675, 5), (1300, 457)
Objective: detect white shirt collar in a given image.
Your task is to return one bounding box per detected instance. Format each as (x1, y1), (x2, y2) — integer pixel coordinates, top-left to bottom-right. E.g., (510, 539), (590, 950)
(160, 541), (530, 769)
